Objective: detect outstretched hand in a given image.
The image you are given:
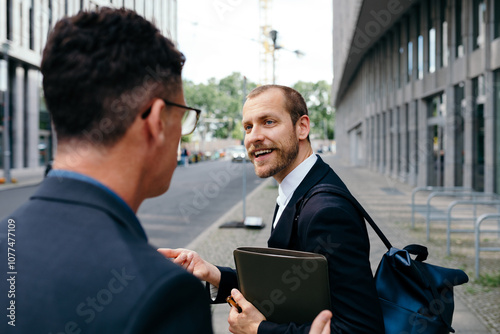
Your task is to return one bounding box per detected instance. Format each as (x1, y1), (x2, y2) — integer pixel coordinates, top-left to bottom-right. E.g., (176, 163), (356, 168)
(158, 248), (221, 287)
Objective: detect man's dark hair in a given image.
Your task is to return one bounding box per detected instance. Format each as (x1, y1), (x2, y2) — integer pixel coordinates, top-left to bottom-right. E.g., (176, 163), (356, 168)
(41, 7), (185, 145)
(247, 85), (309, 125)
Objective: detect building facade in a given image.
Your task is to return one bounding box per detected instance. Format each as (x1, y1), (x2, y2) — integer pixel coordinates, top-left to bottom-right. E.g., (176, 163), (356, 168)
(333, 0), (500, 193)
(0, 0), (177, 171)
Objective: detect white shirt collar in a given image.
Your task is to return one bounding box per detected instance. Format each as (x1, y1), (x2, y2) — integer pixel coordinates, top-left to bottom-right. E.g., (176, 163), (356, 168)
(279, 153), (317, 203)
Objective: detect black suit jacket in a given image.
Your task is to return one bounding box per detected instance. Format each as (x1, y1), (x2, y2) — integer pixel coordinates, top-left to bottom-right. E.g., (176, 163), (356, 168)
(216, 156), (384, 334)
(0, 177), (213, 334)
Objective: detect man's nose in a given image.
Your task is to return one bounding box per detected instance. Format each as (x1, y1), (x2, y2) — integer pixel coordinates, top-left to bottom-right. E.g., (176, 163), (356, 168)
(245, 126), (265, 145)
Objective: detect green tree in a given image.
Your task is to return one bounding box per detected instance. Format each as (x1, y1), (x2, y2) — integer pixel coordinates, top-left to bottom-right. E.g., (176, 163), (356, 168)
(293, 80), (334, 139)
(183, 72), (257, 141)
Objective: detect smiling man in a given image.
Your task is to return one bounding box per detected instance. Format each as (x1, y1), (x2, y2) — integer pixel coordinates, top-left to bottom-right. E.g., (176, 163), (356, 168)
(162, 85), (384, 334)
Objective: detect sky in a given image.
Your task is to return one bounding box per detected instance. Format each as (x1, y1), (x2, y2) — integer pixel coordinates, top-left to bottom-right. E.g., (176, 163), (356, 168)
(177, 0), (333, 87)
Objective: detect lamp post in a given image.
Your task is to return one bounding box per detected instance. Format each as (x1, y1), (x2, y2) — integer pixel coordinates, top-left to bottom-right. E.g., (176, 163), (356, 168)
(269, 30), (305, 85)
(1, 42), (11, 183)
(269, 30), (280, 84)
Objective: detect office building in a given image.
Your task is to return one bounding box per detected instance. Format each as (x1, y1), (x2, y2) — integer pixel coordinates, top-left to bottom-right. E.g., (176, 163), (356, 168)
(333, 0), (500, 193)
(0, 0), (177, 170)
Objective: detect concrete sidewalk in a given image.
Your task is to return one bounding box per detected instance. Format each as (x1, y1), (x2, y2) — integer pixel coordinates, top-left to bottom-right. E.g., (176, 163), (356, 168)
(188, 154), (497, 334)
(0, 166), (45, 191)
(2, 155), (497, 333)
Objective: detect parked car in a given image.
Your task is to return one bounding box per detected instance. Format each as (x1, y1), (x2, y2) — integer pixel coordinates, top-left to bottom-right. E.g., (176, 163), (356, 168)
(227, 145), (250, 162)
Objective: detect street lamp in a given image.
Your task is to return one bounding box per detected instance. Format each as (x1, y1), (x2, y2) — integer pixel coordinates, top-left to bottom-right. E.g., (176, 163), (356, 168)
(1, 42), (11, 183)
(269, 30), (280, 84)
(269, 30), (305, 84)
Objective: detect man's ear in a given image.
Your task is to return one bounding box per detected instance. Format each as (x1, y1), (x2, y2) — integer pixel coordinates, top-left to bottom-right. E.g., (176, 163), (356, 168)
(144, 99), (166, 143)
(296, 115), (310, 141)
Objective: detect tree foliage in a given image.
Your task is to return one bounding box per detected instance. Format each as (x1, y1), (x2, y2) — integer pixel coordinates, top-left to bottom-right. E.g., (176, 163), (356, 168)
(293, 80), (334, 139)
(183, 72), (256, 141)
(183, 73), (333, 141)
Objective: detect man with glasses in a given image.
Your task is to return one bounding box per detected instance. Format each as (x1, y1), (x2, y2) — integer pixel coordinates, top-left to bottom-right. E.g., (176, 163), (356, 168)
(0, 8), (211, 333)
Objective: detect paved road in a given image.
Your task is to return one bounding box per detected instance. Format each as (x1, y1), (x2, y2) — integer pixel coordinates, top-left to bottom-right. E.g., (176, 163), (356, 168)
(0, 185), (39, 218)
(139, 159), (264, 248)
(0, 159), (265, 248)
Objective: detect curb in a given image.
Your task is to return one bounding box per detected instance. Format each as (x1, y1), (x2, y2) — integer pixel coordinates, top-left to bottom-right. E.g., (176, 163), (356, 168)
(186, 178), (273, 250)
(0, 180), (42, 192)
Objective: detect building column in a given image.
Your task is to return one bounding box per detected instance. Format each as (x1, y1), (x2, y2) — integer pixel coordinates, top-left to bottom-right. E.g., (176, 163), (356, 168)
(444, 84), (457, 187)
(385, 110), (392, 175)
(417, 99), (430, 187)
(483, 0), (495, 193)
(484, 71), (495, 193)
(408, 101), (417, 186)
(463, 79), (474, 189)
(366, 116), (373, 169)
(12, 66), (25, 169)
(26, 69), (39, 168)
(399, 105), (408, 182)
(372, 115), (377, 169)
(375, 113), (384, 173)
(0, 0), (6, 41)
(391, 108), (400, 178)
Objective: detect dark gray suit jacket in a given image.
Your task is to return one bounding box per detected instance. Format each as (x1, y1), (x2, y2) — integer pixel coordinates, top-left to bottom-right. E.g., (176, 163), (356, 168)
(215, 156), (385, 333)
(0, 176), (213, 333)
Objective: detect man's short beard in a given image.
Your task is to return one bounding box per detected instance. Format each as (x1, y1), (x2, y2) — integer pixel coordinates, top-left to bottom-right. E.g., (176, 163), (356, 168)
(254, 136), (299, 179)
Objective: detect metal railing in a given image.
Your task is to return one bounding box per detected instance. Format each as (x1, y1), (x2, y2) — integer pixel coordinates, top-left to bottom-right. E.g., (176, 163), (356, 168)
(475, 214), (500, 278)
(424, 191), (500, 240)
(411, 186), (473, 229)
(446, 199), (500, 255)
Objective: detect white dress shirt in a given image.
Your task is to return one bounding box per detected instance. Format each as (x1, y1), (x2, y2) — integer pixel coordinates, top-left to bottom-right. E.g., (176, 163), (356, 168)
(273, 154), (318, 228)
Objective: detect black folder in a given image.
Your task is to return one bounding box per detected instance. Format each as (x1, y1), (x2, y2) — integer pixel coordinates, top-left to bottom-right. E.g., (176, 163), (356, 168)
(233, 247), (331, 324)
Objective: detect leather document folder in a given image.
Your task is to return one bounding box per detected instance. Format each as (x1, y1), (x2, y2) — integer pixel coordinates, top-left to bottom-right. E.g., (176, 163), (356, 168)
(233, 247), (331, 324)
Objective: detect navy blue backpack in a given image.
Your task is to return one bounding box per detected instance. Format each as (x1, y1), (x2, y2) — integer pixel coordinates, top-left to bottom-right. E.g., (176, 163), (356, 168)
(302, 184), (469, 334)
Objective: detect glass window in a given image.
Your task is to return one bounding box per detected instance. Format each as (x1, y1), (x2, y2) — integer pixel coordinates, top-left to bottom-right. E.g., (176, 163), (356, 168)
(6, 0), (12, 40)
(455, 0), (463, 57)
(495, 0), (500, 39)
(495, 71), (500, 192)
(388, 34), (393, 92)
(428, 0), (436, 73)
(454, 83), (465, 186)
(416, 5), (424, 79)
(397, 25), (402, 88)
(429, 95), (444, 118)
(473, 0), (486, 50)
(29, 0), (34, 50)
(441, 0), (449, 67)
(407, 19), (413, 82)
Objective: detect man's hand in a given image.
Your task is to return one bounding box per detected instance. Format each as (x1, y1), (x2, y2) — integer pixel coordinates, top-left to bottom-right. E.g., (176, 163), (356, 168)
(158, 248), (221, 287)
(228, 289), (266, 334)
(309, 310), (332, 334)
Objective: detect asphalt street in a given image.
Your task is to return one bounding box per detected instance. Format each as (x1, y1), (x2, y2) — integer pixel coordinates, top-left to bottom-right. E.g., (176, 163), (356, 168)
(0, 159), (265, 249)
(138, 159), (264, 248)
(0, 185), (38, 218)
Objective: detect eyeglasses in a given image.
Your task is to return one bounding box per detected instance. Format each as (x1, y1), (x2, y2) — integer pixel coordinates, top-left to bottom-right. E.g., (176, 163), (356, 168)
(141, 99), (201, 136)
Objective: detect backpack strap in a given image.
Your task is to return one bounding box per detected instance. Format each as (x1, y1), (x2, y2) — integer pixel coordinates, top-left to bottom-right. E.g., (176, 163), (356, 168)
(296, 184), (393, 251)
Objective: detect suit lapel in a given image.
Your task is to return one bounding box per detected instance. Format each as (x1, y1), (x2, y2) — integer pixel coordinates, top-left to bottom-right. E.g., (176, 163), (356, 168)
(268, 155), (330, 249)
(271, 203), (279, 232)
